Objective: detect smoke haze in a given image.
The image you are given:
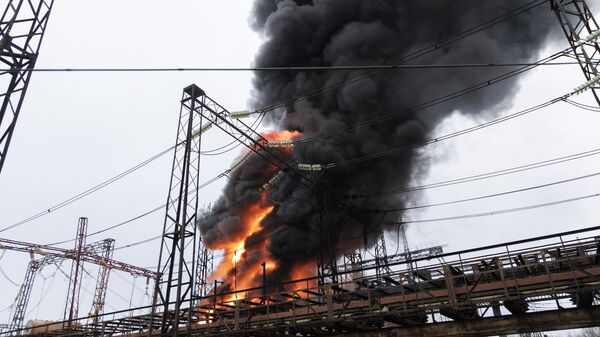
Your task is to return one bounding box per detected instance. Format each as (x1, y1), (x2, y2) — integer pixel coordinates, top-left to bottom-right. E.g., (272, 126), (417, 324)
(199, 0), (559, 286)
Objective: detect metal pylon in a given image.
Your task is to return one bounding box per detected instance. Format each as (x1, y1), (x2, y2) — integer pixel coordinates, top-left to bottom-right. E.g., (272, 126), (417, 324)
(0, 0), (53, 174)
(88, 239), (115, 324)
(63, 217), (88, 329)
(551, 0), (600, 106)
(374, 228), (392, 279)
(316, 191), (339, 289)
(152, 85), (209, 336)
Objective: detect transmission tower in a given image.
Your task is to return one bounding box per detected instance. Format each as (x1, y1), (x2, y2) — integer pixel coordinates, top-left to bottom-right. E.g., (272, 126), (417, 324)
(8, 238), (114, 333)
(87, 239), (115, 325)
(194, 203), (213, 300)
(551, 0), (600, 106)
(0, 0), (53, 174)
(316, 191), (339, 289)
(342, 249), (363, 284)
(152, 85), (209, 335)
(63, 217), (88, 329)
(8, 258), (43, 334)
(373, 228), (392, 279)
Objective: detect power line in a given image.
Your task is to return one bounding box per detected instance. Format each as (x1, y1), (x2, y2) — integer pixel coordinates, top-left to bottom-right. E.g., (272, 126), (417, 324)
(52, 143), (600, 249)
(45, 172), (230, 247)
(2, 1), (554, 242)
(2, 1), (544, 235)
(3, 111), (266, 236)
(114, 188), (600, 255)
(297, 48), (569, 145)
(347, 147), (600, 198)
(367, 170), (600, 213)
(0, 146), (174, 233)
(400, 192), (600, 224)
(326, 94), (568, 168)
(256, 0), (548, 114)
(1, 61), (583, 73)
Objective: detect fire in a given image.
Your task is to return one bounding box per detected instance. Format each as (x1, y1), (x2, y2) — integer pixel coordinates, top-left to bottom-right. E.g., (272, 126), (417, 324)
(205, 130), (314, 303)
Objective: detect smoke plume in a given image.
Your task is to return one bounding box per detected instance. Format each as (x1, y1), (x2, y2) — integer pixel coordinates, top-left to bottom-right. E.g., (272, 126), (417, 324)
(199, 0), (559, 287)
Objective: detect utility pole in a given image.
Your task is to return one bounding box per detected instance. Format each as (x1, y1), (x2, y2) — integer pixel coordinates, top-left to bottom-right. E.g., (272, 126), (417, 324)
(551, 0), (600, 106)
(0, 0), (53, 174)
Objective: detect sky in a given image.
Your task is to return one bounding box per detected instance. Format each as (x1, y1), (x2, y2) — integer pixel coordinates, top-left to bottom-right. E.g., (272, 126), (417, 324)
(0, 0), (599, 335)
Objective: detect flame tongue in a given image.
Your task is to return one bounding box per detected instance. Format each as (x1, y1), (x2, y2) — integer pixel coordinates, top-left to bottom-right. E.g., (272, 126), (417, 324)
(206, 130), (312, 301)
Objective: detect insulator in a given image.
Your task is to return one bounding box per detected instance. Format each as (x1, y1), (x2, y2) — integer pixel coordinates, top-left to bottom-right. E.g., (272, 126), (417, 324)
(191, 123), (213, 139)
(267, 140), (295, 148)
(230, 151), (253, 172)
(298, 163), (323, 171)
(230, 110), (253, 119)
(577, 30), (600, 46)
(260, 171), (284, 191)
(574, 74), (600, 95)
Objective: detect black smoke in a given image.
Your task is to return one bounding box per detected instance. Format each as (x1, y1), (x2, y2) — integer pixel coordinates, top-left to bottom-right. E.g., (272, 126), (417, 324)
(199, 0), (560, 286)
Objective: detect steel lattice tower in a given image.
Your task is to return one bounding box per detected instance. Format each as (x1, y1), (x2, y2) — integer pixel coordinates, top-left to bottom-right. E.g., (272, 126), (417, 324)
(152, 85), (211, 335)
(316, 191), (339, 289)
(87, 239), (115, 325)
(8, 237), (114, 334)
(0, 0), (53, 174)
(8, 259), (42, 334)
(63, 217), (88, 329)
(374, 228), (392, 279)
(551, 0), (600, 106)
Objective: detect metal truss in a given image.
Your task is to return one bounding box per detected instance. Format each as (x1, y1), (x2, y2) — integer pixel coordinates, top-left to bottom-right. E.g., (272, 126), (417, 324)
(63, 217), (88, 328)
(8, 238), (115, 334)
(11, 226), (600, 337)
(551, 0), (600, 106)
(194, 247), (213, 299)
(87, 239), (115, 325)
(0, 0), (53, 174)
(373, 228), (392, 279)
(343, 249), (363, 283)
(316, 191), (339, 289)
(177, 85), (346, 295)
(0, 237), (156, 278)
(8, 259), (42, 334)
(152, 85), (205, 335)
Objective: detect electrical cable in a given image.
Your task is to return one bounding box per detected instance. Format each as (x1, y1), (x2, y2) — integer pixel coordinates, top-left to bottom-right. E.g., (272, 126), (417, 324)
(297, 48), (569, 145)
(349, 147), (600, 198)
(328, 94), (568, 168)
(366, 170), (600, 213)
(0, 146), (174, 233)
(0, 266), (20, 287)
(81, 266), (127, 308)
(2, 61), (582, 73)
(2, 1), (544, 235)
(122, 162), (600, 254)
(3, 111), (266, 236)
(255, 0), (548, 114)
(564, 98), (600, 112)
(399, 192), (600, 224)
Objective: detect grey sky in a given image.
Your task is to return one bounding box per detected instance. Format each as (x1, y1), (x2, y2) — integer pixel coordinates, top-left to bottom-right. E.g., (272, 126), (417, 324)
(0, 1), (598, 333)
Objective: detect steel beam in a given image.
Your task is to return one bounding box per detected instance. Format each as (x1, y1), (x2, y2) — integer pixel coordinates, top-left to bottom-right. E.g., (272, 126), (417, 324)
(152, 84), (205, 336)
(334, 308), (600, 337)
(0, 0), (53, 174)
(551, 0), (600, 106)
(63, 217), (87, 328)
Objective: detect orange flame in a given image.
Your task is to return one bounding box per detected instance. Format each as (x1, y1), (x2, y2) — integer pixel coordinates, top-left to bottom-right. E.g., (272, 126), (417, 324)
(206, 130), (312, 302)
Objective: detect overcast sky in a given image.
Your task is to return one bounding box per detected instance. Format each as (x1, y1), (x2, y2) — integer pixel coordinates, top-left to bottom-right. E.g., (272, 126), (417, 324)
(0, 1), (599, 334)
